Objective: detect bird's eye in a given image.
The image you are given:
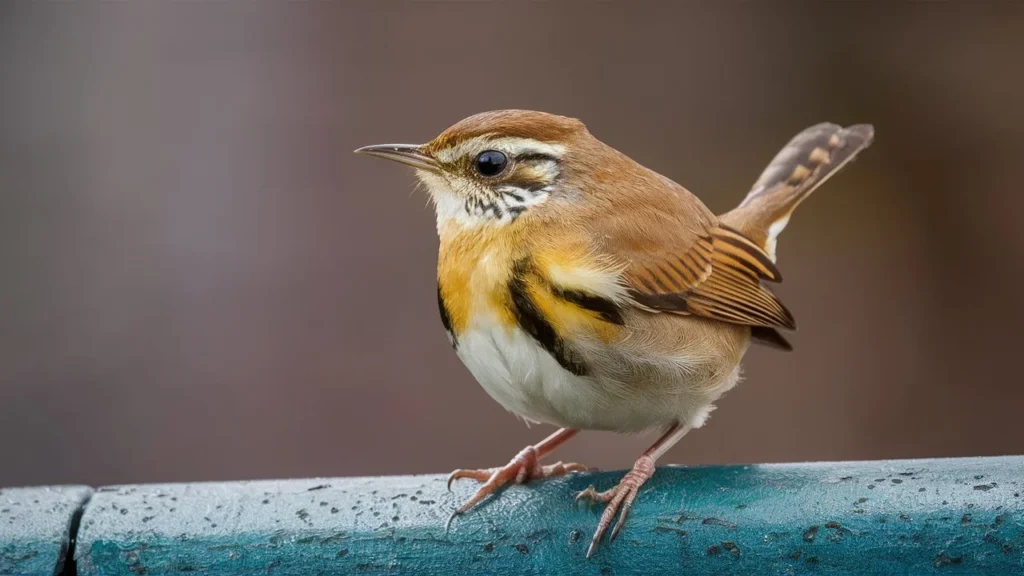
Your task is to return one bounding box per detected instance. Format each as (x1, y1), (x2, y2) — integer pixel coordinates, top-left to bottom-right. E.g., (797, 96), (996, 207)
(473, 150), (508, 177)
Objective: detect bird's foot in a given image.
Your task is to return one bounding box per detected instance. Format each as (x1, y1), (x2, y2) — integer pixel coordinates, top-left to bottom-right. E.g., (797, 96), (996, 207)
(575, 454), (655, 558)
(447, 445), (588, 516)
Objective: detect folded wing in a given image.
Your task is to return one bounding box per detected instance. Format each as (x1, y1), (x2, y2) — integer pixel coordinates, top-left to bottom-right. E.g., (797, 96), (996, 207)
(624, 224), (795, 331)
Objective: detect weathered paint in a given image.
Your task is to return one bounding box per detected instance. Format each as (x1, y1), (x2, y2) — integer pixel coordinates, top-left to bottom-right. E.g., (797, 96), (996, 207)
(70, 457), (1024, 575)
(0, 485), (92, 576)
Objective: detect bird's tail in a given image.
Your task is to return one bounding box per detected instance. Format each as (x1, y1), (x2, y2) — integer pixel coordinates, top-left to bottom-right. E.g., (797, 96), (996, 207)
(719, 123), (874, 262)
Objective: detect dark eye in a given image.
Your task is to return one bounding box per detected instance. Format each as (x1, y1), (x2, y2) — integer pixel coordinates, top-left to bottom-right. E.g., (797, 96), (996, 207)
(474, 150), (508, 177)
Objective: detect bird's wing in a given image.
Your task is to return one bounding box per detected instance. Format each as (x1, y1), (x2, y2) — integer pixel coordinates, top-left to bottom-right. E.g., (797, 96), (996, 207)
(570, 182), (795, 332)
(618, 224), (795, 330)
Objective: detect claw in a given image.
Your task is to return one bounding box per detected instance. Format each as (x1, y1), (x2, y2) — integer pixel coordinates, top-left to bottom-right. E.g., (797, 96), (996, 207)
(442, 429), (587, 540)
(447, 468), (495, 492)
(444, 509), (459, 535)
(579, 455), (655, 558)
(557, 462), (590, 475)
(575, 484), (616, 505)
(586, 538), (600, 559)
(575, 485), (598, 503)
(448, 448), (588, 518)
(609, 498), (632, 541)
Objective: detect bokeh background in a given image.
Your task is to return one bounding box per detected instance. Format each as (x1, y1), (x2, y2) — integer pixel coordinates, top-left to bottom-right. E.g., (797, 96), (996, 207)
(2, 2), (1023, 488)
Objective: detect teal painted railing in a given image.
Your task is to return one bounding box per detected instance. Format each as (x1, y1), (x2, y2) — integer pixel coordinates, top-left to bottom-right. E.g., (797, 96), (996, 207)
(2, 457), (1023, 575)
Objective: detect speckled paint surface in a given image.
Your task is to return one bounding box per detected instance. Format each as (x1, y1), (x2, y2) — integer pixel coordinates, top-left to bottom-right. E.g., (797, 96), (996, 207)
(72, 457), (1024, 575)
(0, 485), (92, 576)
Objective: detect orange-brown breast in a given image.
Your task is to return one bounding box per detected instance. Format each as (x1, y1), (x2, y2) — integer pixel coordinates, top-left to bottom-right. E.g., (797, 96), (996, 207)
(437, 223), (519, 338)
(437, 218), (626, 347)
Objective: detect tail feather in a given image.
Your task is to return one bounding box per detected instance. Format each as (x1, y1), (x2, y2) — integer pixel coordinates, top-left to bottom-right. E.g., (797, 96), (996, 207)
(720, 123), (874, 262)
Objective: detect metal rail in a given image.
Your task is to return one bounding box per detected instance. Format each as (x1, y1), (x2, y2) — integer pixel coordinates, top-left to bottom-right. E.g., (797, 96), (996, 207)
(3, 457), (1023, 575)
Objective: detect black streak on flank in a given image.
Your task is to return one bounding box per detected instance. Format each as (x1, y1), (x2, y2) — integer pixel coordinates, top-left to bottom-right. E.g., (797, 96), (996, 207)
(629, 289), (690, 313)
(508, 259), (588, 376)
(553, 287), (624, 325)
(437, 283), (457, 348)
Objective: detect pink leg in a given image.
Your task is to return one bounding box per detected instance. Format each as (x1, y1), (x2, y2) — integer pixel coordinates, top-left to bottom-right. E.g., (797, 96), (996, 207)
(576, 423), (692, 558)
(448, 428), (587, 516)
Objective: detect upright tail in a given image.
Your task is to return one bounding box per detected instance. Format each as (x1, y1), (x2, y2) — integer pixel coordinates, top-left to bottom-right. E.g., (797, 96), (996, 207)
(720, 123), (875, 262)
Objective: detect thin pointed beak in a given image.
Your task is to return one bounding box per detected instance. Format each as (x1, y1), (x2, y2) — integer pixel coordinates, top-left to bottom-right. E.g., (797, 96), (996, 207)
(354, 143), (440, 173)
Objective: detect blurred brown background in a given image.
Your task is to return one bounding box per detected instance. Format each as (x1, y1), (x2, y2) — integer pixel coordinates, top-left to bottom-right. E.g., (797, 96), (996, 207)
(2, 2), (1022, 488)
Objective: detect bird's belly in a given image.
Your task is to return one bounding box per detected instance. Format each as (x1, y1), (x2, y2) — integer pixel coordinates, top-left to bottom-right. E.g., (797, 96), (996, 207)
(455, 322), (573, 425)
(454, 318), (742, 432)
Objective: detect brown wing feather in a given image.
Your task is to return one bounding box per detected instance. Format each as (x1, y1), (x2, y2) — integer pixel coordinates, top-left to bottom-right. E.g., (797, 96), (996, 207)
(750, 326), (793, 351)
(625, 225), (795, 330)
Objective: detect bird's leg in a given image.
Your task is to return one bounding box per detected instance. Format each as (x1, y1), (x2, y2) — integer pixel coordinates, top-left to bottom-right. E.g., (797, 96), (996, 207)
(576, 423), (692, 558)
(448, 427), (586, 515)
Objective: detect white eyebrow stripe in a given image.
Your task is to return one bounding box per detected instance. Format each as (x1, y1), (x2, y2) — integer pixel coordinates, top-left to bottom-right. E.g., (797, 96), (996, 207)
(434, 134), (567, 163)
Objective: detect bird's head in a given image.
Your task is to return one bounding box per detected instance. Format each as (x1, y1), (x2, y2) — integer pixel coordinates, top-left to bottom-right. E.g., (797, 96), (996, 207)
(356, 110), (592, 228)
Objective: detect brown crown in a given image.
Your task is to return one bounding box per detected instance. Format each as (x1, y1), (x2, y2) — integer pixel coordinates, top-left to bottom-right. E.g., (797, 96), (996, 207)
(426, 110), (587, 153)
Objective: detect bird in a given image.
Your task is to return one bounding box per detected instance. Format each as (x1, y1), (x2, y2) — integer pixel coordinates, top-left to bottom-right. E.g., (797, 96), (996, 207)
(355, 110), (874, 558)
